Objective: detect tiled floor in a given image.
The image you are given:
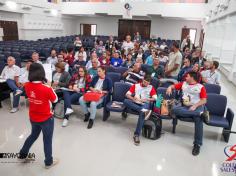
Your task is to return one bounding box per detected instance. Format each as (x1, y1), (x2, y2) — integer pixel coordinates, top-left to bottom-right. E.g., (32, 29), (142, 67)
(0, 75), (236, 176)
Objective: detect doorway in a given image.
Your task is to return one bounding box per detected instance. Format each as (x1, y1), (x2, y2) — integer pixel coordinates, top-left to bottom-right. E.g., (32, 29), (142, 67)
(181, 27), (197, 45)
(80, 24), (97, 36)
(118, 19), (151, 41)
(0, 20), (19, 41)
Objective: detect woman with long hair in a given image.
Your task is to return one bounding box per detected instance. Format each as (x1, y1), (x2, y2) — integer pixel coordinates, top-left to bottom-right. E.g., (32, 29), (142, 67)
(62, 66), (92, 127)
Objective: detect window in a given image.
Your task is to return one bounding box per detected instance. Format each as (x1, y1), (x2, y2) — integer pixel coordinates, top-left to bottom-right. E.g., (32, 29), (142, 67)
(189, 29), (197, 44)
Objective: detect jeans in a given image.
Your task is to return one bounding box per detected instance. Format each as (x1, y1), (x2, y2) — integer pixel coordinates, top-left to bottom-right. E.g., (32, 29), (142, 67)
(13, 88), (25, 108)
(172, 105), (204, 145)
(63, 90), (82, 118)
(19, 117), (54, 166)
(6, 79), (20, 92)
(79, 96), (104, 120)
(6, 79), (23, 108)
(123, 99), (150, 136)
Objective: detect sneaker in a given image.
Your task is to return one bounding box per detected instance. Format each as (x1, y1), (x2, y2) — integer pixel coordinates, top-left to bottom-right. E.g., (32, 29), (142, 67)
(15, 90), (23, 96)
(201, 110), (210, 123)
(87, 119), (94, 129)
(144, 110), (152, 120)
(10, 108), (19, 113)
(192, 144), (200, 156)
(65, 108), (74, 115)
(17, 154), (35, 163)
(62, 119), (68, 127)
(45, 158), (59, 169)
(133, 135), (140, 146)
(84, 113), (90, 122)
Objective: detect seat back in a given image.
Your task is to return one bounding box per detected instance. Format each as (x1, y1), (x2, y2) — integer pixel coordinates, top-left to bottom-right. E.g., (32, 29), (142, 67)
(206, 93), (227, 116)
(114, 66), (128, 75)
(150, 77), (160, 89)
(204, 83), (221, 94)
(157, 87), (175, 99)
(112, 82), (131, 102)
(106, 72), (121, 86)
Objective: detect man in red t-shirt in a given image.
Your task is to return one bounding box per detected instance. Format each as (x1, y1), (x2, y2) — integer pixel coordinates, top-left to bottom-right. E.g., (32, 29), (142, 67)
(124, 75), (157, 146)
(166, 71), (208, 156)
(18, 63), (59, 169)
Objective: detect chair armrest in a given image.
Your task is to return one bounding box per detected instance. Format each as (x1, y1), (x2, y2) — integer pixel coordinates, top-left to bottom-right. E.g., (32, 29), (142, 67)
(226, 108), (234, 129)
(103, 93), (111, 106)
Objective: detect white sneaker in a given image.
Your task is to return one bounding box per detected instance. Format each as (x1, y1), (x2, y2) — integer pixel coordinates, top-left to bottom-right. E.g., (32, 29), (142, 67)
(45, 158), (59, 169)
(15, 90), (23, 96)
(141, 108), (148, 112)
(65, 108), (74, 115)
(10, 108), (19, 113)
(62, 119), (68, 127)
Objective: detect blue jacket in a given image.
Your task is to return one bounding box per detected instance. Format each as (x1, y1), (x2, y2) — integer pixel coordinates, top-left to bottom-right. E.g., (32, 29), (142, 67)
(110, 57), (123, 67)
(90, 76), (112, 93)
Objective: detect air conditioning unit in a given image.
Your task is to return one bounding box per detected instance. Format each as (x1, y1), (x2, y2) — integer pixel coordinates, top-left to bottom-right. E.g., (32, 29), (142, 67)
(21, 5), (32, 10)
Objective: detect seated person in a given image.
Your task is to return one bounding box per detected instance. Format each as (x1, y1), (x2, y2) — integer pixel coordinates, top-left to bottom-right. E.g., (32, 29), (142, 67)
(166, 71), (209, 156)
(51, 62), (71, 98)
(135, 57), (144, 65)
(64, 48), (74, 66)
(74, 36), (82, 51)
(88, 58), (99, 78)
(71, 52), (86, 73)
(79, 66), (112, 129)
(122, 35), (134, 55)
(123, 63), (144, 85)
(62, 66), (92, 127)
(98, 51), (110, 66)
(46, 49), (58, 69)
(149, 57), (164, 79)
(134, 48), (145, 62)
(12, 60), (33, 113)
(201, 61), (220, 85)
(57, 54), (69, 72)
(122, 53), (134, 68)
(145, 50), (157, 66)
(110, 51), (123, 67)
(124, 75), (157, 145)
(177, 56), (192, 81)
(160, 42), (167, 50)
(0, 56), (22, 110)
(181, 63), (202, 83)
(159, 51), (169, 64)
(96, 41), (106, 58)
(32, 52), (42, 64)
(200, 60), (211, 72)
(86, 52), (100, 70)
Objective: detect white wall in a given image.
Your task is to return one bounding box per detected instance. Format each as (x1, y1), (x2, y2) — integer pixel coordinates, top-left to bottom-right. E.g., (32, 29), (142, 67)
(203, 0), (236, 85)
(76, 16), (202, 44)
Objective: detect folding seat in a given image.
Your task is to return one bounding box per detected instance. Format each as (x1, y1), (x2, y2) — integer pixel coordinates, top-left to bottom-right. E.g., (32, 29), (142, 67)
(114, 67), (128, 75)
(204, 83), (221, 94)
(103, 82), (131, 121)
(106, 72), (121, 87)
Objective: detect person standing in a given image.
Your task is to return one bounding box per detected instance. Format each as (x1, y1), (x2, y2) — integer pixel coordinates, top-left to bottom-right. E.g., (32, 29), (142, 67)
(18, 63), (59, 169)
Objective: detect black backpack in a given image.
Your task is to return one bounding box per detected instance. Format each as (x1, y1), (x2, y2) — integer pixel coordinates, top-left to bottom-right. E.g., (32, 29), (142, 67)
(142, 115), (162, 140)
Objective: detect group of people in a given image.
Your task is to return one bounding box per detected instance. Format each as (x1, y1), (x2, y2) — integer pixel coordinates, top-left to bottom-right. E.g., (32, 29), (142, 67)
(0, 33), (221, 168)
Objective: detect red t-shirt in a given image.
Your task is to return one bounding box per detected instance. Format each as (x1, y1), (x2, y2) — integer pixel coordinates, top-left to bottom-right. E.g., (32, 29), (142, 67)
(24, 82), (58, 122)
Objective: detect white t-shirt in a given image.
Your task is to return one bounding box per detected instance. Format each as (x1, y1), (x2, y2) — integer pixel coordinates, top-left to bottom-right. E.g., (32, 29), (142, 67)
(95, 78), (104, 91)
(19, 67), (29, 83)
(46, 57), (58, 65)
(76, 78), (85, 89)
(53, 72), (62, 82)
(167, 51), (182, 77)
(122, 41), (134, 52)
(201, 70), (220, 84)
(1, 65), (20, 80)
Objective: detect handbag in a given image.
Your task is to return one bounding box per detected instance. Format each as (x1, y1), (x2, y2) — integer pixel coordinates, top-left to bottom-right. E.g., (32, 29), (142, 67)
(83, 91), (105, 102)
(161, 99), (175, 116)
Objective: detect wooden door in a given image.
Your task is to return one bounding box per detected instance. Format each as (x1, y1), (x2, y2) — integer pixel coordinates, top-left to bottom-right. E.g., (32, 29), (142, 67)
(118, 20), (151, 41)
(199, 29), (205, 49)
(0, 20), (19, 41)
(181, 28), (190, 42)
(83, 24), (92, 36)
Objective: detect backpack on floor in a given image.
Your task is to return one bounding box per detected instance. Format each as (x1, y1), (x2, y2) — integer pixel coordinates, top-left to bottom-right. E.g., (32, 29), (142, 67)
(53, 100), (64, 119)
(142, 115), (162, 140)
